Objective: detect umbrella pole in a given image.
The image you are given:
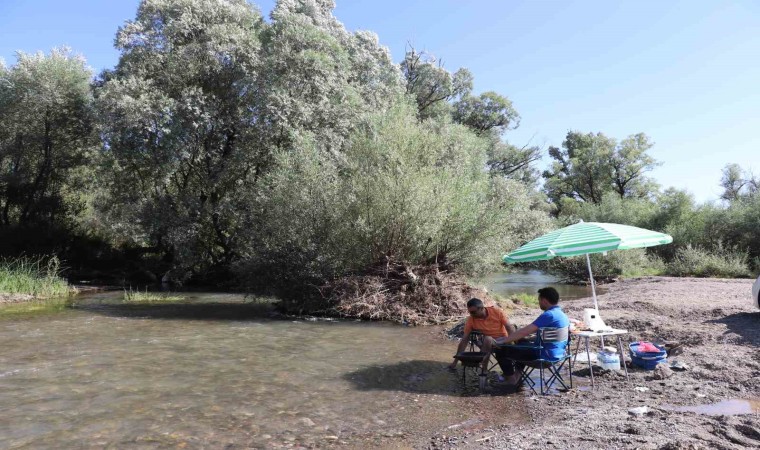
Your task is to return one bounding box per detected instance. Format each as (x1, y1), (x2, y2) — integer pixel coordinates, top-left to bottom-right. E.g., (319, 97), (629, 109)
(585, 253), (599, 310)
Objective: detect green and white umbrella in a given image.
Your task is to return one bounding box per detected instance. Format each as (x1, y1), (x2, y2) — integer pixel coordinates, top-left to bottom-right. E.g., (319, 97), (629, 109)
(503, 221), (672, 310)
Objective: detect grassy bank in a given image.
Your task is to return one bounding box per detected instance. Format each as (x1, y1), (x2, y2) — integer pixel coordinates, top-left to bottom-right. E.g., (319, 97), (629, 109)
(0, 297), (72, 317)
(0, 257), (70, 299)
(123, 288), (185, 304)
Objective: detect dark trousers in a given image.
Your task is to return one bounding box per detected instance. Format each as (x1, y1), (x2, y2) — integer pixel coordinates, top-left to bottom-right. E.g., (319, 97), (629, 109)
(493, 342), (539, 376)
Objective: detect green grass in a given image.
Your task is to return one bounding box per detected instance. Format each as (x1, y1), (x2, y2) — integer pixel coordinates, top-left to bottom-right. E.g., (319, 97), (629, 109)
(123, 287), (186, 303)
(492, 292), (540, 309)
(510, 292), (540, 308)
(0, 256), (70, 298)
(0, 297), (72, 317)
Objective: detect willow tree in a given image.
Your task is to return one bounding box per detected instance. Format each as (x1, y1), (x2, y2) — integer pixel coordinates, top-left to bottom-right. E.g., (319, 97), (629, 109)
(96, 0), (264, 274)
(258, 0), (403, 154)
(0, 48), (95, 230)
(96, 0), (405, 278)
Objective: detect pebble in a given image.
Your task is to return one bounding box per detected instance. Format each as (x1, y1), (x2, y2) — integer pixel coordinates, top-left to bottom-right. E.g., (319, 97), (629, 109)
(634, 386), (650, 392)
(628, 406), (649, 417)
(299, 418), (315, 427)
(652, 364), (674, 380)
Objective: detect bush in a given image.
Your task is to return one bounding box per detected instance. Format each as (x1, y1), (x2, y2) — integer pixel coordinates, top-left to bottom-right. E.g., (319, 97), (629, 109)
(666, 245), (751, 278)
(238, 101), (552, 301)
(0, 256), (70, 298)
(548, 248), (665, 283)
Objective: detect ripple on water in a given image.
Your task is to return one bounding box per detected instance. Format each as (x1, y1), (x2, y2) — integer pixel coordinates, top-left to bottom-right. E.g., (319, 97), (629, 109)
(0, 292), (526, 448)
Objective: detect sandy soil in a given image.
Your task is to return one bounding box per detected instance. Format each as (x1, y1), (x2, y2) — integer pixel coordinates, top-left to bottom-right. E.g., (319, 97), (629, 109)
(425, 277), (760, 450)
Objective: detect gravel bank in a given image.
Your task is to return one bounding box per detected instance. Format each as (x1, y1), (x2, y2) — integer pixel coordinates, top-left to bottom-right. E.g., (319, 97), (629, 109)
(426, 277), (759, 450)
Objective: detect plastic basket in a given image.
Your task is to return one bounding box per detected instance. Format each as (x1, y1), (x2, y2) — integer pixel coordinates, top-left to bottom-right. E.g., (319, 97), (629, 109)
(629, 342), (667, 370)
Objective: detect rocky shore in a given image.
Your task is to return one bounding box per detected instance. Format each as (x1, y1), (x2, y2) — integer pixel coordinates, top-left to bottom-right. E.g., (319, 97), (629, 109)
(426, 277), (759, 449)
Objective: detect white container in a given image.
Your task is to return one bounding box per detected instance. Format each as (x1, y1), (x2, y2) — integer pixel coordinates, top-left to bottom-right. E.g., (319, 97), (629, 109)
(598, 350), (620, 371)
(583, 308), (608, 331)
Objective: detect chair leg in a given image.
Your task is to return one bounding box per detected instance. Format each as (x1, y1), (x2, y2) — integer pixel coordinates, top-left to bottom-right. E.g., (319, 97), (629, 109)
(520, 366), (538, 395)
(539, 364), (544, 395)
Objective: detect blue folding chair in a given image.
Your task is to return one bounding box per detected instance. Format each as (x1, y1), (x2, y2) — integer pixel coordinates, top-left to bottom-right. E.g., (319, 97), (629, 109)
(505, 326), (573, 395)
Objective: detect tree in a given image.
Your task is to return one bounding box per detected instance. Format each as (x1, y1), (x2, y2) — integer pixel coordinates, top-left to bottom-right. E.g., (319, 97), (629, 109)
(96, 0), (265, 274)
(452, 91), (520, 135)
(259, 0), (403, 155)
(610, 133), (660, 198)
(543, 132), (616, 204)
(400, 47), (472, 120)
(485, 141), (541, 184)
(96, 0), (407, 279)
(720, 163), (758, 201)
(543, 131), (659, 206)
(0, 48), (95, 229)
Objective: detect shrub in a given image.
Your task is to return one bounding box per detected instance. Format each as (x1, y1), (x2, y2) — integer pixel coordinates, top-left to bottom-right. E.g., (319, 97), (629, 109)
(123, 288), (185, 303)
(548, 248), (665, 283)
(238, 101), (552, 299)
(666, 245), (751, 278)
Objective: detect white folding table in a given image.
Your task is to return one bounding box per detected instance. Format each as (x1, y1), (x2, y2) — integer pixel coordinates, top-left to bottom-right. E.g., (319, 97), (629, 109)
(572, 328), (629, 388)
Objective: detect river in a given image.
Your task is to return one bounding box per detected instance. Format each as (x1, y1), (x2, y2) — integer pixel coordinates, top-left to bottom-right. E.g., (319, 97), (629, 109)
(0, 272), (587, 448)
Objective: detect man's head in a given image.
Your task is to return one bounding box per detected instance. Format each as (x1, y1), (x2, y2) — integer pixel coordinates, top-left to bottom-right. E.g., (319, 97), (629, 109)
(537, 287), (560, 311)
(467, 298), (486, 318)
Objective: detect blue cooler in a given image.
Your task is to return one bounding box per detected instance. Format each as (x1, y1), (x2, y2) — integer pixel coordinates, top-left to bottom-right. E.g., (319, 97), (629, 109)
(629, 342), (667, 370)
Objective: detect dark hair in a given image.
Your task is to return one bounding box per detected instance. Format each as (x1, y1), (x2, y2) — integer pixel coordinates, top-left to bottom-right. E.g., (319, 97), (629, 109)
(466, 298), (484, 308)
(538, 287), (560, 305)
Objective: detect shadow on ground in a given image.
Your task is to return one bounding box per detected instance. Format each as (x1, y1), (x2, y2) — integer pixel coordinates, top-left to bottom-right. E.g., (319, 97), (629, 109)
(342, 359), (522, 397)
(707, 311), (760, 347)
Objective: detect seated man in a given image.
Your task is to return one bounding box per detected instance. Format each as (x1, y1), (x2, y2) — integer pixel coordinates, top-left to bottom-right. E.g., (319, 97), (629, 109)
(497, 287), (570, 385)
(449, 298), (517, 377)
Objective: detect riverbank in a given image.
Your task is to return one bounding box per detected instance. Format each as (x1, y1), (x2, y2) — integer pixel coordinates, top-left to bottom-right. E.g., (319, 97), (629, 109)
(427, 276), (759, 449)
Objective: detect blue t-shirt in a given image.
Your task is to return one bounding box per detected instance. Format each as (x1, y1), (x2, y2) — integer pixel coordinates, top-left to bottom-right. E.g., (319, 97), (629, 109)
(532, 305), (570, 360)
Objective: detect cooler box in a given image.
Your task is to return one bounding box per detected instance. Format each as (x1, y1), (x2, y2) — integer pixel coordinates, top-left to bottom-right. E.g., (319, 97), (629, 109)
(629, 342), (667, 370)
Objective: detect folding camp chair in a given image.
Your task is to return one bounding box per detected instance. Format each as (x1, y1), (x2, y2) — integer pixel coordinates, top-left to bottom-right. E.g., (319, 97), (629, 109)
(451, 331), (487, 391)
(506, 326), (573, 395)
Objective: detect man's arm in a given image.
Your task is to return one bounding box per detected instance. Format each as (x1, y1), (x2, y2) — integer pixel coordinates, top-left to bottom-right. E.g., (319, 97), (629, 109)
(502, 323), (538, 344)
(504, 318), (517, 335)
(449, 332), (470, 368)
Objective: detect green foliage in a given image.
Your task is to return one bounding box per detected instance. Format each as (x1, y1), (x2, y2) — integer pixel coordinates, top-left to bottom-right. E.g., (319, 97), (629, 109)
(0, 256), (70, 297)
(0, 48), (96, 230)
(96, 0), (406, 280)
(549, 248), (665, 283)
(666, 245), (751, 278)
(95, 0), (265, 275)
(123, 287), (185, 303)
(543, 131), (660, 206)
(0, 297), (71, 317)
(720, 163), (758, 201)
(400, 47), (472, 120)
(238, 101), (552, 294)
(452, 91), (520, 135)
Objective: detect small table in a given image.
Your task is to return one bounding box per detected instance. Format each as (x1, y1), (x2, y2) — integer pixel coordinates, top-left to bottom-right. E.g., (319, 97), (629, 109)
(572, 328), (629, 388)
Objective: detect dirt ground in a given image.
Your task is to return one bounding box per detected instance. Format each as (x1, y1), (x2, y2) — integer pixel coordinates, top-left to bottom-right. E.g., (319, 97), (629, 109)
(425, 277), (760, 450)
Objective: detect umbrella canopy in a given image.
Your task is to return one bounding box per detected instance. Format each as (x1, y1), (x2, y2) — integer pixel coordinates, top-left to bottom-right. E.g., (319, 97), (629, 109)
(503, 222), (672, 263)
(503, 222), (673, 311)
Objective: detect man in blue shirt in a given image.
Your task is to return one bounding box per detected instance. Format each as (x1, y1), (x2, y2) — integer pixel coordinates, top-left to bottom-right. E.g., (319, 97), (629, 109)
(495, 287), (570, 385)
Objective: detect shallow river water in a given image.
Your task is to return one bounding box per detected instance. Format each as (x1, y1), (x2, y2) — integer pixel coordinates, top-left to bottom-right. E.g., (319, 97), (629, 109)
(0, 272), (578, 448)
(0, 291), (531, 449)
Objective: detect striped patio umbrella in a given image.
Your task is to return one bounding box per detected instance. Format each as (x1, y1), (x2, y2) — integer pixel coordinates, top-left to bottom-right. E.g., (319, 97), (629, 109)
(503, 221), (672, 310)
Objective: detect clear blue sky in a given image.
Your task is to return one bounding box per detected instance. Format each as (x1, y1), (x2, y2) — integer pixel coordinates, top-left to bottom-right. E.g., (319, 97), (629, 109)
(2, 0), (759, 203)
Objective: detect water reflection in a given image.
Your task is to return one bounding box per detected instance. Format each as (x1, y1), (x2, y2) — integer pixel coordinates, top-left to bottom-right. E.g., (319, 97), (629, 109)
(476, 270), (606, 302)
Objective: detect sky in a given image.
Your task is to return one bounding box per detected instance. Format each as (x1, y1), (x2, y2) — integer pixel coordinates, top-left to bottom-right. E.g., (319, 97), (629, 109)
(2, 0), (759, 203)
